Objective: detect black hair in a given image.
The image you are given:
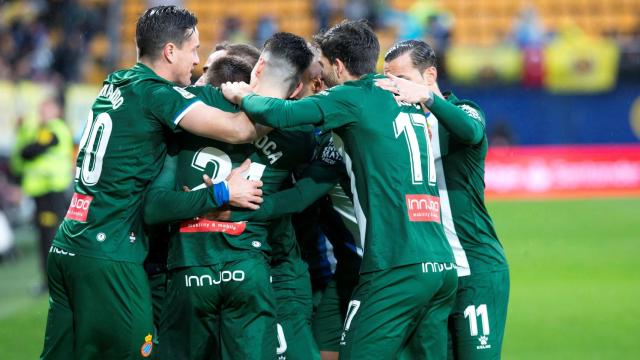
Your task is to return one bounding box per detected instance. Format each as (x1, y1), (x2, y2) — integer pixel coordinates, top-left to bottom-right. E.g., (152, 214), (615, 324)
(206, 55), (253, 87)
(313, 19), (379, 77)
(136, 5), (197, 59)
(384, 40), (437, 72)
(263, 32), (314, 77)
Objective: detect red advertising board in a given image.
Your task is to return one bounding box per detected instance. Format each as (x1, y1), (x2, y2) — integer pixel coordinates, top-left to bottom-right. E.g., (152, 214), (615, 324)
(485, 145), (640, 199)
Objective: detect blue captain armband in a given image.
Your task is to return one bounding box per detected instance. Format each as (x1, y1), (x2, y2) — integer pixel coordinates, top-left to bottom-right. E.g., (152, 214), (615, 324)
(212, 180), (230, 207)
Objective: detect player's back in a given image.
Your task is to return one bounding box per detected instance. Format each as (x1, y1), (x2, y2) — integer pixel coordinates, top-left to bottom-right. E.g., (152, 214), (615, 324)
(318, 74), (454, 273)
(168, 90), (316, 269)
(248, 128), (316, 267)
(54, 63), (196, 263)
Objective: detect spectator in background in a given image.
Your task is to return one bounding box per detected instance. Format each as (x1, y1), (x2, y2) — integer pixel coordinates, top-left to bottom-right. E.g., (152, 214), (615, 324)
(221, 16), (249, 44)
(344, 0), (382, 29)
(489, 122), (516, 146)
(10, 96), (73, 295)
(512, 6), (547, 49)
(511, 5), (548, 87)
(314, 0), (333, 31)
(254, 15), (278, 47)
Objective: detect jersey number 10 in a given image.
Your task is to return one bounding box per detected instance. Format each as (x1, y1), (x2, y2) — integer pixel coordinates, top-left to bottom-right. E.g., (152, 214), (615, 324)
(76, 111), (113, 186)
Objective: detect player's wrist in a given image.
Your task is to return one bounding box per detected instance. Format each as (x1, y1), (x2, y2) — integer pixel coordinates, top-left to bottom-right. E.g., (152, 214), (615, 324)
(424, 89), (434, 107)
(212, 180), (230, 207)
(239, 92), (254, 108)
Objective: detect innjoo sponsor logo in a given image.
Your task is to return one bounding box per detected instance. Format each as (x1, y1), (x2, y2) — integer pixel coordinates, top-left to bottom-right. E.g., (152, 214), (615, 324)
(65, 192), (93, 222)
(184, 271), (245, 287)
(406, 194), (441, 222)
(421, 262), (455, 273)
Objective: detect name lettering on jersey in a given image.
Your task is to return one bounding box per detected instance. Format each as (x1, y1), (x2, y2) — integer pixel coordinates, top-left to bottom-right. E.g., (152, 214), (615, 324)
(98, 83), (124, 109)
(65, 192), (94, 222)
(320, 138), (343, 165)
(179, 218), (246, 235)
(184, 271), (245, 287)
(173, 86), (195, 99)
(254, 135), (283, 165)
(458, 104), (481, 122)
(421, 262), (455, 273)
(405, 194), (441, 223)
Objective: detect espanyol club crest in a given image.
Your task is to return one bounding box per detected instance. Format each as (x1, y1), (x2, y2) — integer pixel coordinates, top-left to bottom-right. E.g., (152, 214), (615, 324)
(140, 334), (153, 357)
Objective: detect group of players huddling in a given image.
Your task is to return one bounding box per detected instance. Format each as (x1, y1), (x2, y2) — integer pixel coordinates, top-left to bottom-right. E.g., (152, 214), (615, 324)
(40, 5), (509, 360)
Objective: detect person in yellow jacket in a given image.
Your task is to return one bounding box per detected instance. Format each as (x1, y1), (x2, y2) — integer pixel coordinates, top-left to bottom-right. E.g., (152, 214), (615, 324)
(10, 97), (73, 294)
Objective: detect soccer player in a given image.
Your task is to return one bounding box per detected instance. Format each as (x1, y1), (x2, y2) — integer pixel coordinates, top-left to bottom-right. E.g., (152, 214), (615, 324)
(147, 32), (316, 360)
(379, 39), (510, 359)
(221, 20), (458, 359)
(195, 42), (260, 86)
(40, 6), (263, 360)
(231, 131), (362, 360)
(206, 55), (254, 86)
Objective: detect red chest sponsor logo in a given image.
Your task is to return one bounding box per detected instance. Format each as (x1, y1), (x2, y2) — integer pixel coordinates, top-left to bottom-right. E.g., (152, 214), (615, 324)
(179, 218), (246, 235)
(406, 195), (441, 223)
(65, 193), (93, 222)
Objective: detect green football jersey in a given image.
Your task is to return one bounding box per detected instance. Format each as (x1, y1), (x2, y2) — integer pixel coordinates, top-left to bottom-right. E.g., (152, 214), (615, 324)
(427, 93), (508, 275)
(247, 128), (316, 271)
(167, 86), (316, 269)
(268, 215), (308, 280)
(53, 63), (205, 263)
(241, 73), (454, 273)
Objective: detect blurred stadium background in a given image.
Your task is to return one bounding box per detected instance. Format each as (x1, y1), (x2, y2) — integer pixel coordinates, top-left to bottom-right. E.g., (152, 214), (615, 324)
(0, 0), (639, 359)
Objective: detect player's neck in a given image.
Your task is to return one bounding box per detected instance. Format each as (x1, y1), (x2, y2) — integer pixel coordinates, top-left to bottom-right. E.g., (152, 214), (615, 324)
(254, 81), (288, 99)
(339, 73), (360, 83)
(431, 82), (443, 98)
(139, 57), (177, 84)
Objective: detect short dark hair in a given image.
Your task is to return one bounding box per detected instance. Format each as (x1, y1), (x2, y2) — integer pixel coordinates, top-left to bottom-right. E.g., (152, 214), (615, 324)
(313, 19), (379, 77)
(263, 32), (313, 77)
(136, 6), (197, 59)
(262, 32), (314, 93)
(214, 42), (261, 67)
(226, 44), (261, 67)
(384, 40), (437, 72)
(206, 55), (253, 87)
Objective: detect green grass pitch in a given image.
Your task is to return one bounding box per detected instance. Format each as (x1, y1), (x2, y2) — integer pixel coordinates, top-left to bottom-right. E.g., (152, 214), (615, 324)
(0, 198), (638, 359)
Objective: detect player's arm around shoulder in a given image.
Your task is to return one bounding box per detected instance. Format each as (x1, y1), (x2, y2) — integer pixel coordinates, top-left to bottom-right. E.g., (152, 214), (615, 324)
(179, 103), (258, 144)
(429, 95), (487, 146)
(144, 82), (258, 144)
(375, 74), (485, 145)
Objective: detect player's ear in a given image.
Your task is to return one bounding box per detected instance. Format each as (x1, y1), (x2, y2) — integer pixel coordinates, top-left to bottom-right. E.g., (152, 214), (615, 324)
(424, 66), (437, 86)
(311, 75), (325, 94)
(254, 58), (266, 78)
(288, 81), (304, 99)
(334, 58), (346, 79)
(164, 43), (176, 63)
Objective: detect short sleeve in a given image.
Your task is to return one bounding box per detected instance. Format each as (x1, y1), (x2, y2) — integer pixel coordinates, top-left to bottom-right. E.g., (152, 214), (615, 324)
(308, 85), (361, 131)
(146, 83), (204, 131)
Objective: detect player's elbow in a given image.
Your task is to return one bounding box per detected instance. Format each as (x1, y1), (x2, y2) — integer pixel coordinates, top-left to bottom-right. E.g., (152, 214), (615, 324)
(142, 197), (163, 225)
(226, 125), (257, 144)
(460, 131), (484, 146)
